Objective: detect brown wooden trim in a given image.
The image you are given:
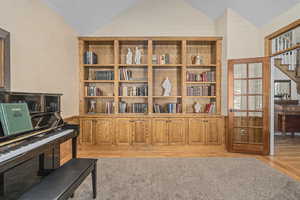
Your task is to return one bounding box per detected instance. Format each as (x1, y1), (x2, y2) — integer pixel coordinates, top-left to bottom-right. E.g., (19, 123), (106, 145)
(265, 19), (300, 40)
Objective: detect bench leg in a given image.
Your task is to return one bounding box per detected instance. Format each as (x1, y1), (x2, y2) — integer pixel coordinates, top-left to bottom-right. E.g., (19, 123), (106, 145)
(92, 164), (97, 199)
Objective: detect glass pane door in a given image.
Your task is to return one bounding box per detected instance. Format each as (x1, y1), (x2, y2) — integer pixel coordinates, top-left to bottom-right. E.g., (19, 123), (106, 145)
(228, 58), (269, 154)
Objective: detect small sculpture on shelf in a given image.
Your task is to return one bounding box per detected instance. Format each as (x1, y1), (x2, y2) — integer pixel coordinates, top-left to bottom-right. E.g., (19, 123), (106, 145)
(192, 55), (203, 65)
(126, 48), (133, 64)
(89, 100), (97, 113)
(162, 77), (172, 96)
(194, 102), (201, 113)
(134, 47), (142, 64)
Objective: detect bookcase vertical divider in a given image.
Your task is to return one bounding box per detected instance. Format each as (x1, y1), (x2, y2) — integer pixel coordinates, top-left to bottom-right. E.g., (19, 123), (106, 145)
(182, 40), (187, 113)
(216, 39), (222, 114)
(79, 40), (85, 115)
(148, 40), (153, 114)
(114, 40), (119, 114)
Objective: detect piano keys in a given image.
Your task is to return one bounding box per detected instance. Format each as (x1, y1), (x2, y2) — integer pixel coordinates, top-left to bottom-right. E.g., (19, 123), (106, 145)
(0, 92), (79, 200)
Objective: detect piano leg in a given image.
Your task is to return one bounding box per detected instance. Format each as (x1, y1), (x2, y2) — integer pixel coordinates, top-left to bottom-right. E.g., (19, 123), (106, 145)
(72, 136), (77, 159)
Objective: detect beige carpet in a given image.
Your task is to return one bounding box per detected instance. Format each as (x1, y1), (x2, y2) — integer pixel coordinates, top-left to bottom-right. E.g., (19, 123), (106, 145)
(73, 158), (300, 200)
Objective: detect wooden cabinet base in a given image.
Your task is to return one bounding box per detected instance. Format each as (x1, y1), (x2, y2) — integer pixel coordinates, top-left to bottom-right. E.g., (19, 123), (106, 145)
(79, 116), (225, 147)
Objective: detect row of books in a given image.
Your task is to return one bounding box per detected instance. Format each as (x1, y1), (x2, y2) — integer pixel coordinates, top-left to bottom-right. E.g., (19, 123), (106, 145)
(120, 68), (133, 80)
(88, 70), (114, 80)
(153, 103), (181, 113)
(272, 26), (300, 54)
(186, 71), (215, 82)
(273, 49), (300, 71)
(119, 102), (148, 113)
(85, 86), (102, 96)
(87, 101), (114, 114)
(84, 51), (98, 64)
(152, 54), (170, 64)
(187, 85), (215, 96)
(195, 103), (216, 113)
(119, 86), (148, 96)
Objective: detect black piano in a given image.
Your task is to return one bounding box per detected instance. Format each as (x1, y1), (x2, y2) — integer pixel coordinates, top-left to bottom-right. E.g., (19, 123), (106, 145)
(0, 92), (79, 200)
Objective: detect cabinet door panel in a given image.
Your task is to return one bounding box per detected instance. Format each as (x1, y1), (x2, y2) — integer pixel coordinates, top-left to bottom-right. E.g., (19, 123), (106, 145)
(188, 119), (206, 145)
(94, 119), (113, 145)
(80, 119), (93, 144)
(168, 119), (186, 145)
(152, 118), (168, 145)
(115, 118), (131, 145)
(206, 118), (222, 145)
(132, 120), (150, 145)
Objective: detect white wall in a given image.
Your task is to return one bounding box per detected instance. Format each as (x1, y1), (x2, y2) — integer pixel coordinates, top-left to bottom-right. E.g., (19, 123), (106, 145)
(92, 0), (216, 36)
(214, 9), (264, 114)
(0, 0), (79, 117)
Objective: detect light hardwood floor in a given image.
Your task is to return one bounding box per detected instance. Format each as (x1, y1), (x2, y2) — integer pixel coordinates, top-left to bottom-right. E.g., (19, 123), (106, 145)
(61, 137), (300, 181)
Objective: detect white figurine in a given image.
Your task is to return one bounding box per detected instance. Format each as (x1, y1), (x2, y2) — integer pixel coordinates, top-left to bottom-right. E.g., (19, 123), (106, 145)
(126, 48), (133, 64)
(89, 100), (97, 113)
(194, 102), (201, 113)
(134, 47), (142, 64)
(195, 55), (203, 65)
(162, 77), (172, 96)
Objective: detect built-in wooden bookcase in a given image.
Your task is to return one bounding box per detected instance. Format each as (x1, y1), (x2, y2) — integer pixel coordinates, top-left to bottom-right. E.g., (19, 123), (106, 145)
(79, 37), (222, 116)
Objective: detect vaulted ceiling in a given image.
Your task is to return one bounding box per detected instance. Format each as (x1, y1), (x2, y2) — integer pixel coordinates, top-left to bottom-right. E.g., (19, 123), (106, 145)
(42, 0), (300, 35)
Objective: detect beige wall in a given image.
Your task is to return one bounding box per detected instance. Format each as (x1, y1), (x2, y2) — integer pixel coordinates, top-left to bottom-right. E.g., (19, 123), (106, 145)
(92, 0), (216, 36)
(0, 0), (79, 117)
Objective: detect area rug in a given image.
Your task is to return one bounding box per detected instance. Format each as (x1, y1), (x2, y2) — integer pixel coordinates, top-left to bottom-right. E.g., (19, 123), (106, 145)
(73, 158), (300, 200)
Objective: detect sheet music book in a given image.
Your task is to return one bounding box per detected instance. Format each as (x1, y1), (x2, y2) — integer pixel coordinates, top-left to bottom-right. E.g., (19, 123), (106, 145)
(0, 103), (33, 136)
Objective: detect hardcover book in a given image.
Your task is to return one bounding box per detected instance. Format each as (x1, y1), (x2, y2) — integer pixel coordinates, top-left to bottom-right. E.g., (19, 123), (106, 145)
(0, 103), (33, 136)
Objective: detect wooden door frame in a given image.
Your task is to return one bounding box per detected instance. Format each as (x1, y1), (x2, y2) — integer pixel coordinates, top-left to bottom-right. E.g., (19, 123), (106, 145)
(227, 57), (270, 155)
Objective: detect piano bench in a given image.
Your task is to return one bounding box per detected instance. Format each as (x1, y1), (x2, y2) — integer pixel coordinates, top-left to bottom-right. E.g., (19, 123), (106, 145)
(18, 158), (98, 200)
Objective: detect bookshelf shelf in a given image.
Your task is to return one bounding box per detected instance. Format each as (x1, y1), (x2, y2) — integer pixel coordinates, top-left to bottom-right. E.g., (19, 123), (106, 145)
(79, 37), (222, 116)
(152, 64), (183, 67)
(118, 80), (148, 83)
(153, 96), (182, 98)
(186, 96), (216, 98)
(84, 96), (114, 98)
(84, 80), (114, 83)
(186, 82), (216, 84)
(187, 64), (216, 67)
(119, 96), (148, 98)
(118, 64), (148, 67)
(83, 64), (115, 67)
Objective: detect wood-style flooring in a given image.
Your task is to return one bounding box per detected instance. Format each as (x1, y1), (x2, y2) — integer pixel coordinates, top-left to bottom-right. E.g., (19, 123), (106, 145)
(60, 136), (300, 181)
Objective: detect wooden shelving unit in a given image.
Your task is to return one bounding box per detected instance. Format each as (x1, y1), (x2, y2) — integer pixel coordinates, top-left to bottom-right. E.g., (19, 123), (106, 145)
(79, 37), (222, 115)
(78, 37), (224, 147)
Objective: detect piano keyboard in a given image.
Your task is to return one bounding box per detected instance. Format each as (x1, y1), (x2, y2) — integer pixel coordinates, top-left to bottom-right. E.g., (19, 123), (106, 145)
(0, 129), (73, 163)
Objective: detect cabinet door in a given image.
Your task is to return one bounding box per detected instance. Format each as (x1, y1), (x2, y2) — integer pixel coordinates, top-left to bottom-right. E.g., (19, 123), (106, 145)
(168, 118), (186, 145)
(188, 118), (206, 145)
(115, 118), (132, 145)
(132, 119), (150, 145)
(152, 118), (168, 145)
(94, 118), (113, 145)
(206, 118), (223, 145)
(80, 118), (93, 144)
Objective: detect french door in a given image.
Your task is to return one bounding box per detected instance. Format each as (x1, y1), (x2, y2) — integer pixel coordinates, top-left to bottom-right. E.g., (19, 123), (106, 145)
(228, 57), (270, 155)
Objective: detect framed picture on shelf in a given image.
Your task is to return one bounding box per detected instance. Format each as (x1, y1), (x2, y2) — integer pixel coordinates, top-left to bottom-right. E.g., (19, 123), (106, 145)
(274, 80), (291, 98)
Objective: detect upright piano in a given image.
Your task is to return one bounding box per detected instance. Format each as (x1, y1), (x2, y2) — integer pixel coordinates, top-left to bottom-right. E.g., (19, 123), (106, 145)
(0, 92), (79, 200)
